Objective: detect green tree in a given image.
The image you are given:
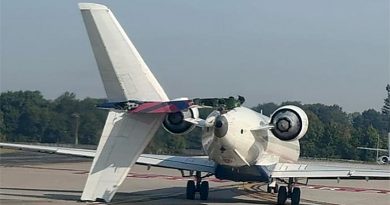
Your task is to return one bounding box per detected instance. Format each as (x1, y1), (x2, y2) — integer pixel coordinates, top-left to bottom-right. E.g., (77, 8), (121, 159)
(252, 102), (278, 116)
(382, 84), (390, 136)
(382, 84), (390, 115)
(356, 125), (380, 161)
(0, 110), (6, 141)
(0, 91), (50, 142)
(352, 109), (387, 149)
(0, 90), (388, 160)
(299, 110), (324, 158)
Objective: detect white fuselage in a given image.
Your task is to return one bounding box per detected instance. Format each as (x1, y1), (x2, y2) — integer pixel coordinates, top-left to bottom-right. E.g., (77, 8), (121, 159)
(202, 107), (300, 167)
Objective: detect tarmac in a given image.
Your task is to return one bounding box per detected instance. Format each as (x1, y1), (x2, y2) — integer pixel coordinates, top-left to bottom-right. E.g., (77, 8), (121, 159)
(0, 150), (389, 205)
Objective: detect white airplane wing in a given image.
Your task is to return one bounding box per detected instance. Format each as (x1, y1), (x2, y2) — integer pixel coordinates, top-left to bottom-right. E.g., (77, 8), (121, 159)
(80, 111), (164, 202)
(77, 3), (171, 202)
(270, 163), (390, 179)
(0, 143), (215, 173)
(0, 142), (96, 157)
(79, 3), (168, 102)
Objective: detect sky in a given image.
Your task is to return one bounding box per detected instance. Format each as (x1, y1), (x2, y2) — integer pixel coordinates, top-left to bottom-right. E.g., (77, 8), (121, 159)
(1, 0), (389, 113)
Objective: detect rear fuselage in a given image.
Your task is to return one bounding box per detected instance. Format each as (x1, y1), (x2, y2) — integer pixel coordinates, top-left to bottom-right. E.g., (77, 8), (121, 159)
(202, 107), (300, 167)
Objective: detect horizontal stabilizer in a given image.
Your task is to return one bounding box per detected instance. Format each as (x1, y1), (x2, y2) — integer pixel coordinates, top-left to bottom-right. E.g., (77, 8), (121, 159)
(97, 96), (248, 113)
(97, 100), (193, 113)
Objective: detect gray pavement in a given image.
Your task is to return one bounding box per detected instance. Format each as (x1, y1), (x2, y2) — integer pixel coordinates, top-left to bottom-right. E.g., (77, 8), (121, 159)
(0, 150), (389, 205)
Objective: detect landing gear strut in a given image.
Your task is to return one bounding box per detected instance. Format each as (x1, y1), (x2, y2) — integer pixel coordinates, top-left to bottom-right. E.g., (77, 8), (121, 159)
(186, 171), (209, 200)
(267, 180), (279, 193)
(277, 177), (301, 205)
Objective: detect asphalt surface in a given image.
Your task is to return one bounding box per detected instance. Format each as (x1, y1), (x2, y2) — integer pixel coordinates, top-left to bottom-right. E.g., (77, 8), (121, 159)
(0, 150), (389, 205)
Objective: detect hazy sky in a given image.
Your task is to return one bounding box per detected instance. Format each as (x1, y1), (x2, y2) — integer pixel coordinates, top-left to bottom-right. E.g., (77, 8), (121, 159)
(1, 0), (389, 112)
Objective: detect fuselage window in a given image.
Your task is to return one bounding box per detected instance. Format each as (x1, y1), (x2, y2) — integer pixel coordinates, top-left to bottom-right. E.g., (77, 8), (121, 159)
(240, 129), (244, 134)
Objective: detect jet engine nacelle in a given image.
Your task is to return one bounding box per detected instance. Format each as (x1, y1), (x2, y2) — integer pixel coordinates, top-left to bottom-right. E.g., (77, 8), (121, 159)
(378, 156), (389, 164)
(162, 108), (199, 135)
(270, 105), (308, 141)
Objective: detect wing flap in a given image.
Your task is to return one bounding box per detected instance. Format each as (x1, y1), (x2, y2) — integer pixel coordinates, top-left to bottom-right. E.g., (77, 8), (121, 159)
(271, 163), (390, 179)
(80, 111), (164, 202)
(138, 154), (215, 173)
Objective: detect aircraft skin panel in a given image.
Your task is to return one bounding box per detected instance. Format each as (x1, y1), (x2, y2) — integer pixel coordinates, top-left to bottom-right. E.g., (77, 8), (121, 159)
(80, 111), (165, 202)
(79, 3), (168, 102)
(138, 154), (216, 173)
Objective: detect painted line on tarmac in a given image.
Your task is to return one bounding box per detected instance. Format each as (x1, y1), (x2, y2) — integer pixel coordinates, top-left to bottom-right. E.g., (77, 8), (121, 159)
(110, 184), (240, 204)
(300, 184), (390, 194)
(4, 165), (390, 194)
(241, 181), (390, 195)
(2, 165), (229, 183)
(241, 183), (339, 205)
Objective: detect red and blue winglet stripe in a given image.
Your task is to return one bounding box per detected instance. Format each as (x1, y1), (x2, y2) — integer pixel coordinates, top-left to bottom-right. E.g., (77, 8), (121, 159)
(97, 100), (193, 113)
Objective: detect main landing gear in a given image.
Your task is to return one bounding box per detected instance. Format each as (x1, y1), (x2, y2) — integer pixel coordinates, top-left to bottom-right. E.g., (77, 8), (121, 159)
(267, 180), (279, 193)
(186, 171), (209, 200)
(276, 178), (301, 205)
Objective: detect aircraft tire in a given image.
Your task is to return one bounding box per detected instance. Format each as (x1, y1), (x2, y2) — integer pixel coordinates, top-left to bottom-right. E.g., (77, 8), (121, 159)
(291, 187), (301, 205)
(277, 186), (288, 205)
(186, 180), (196, 200)
(199, 181), (209, 200)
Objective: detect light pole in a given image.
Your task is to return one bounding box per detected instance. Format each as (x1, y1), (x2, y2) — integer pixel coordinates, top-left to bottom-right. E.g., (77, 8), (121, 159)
(72, 113), (80, 146)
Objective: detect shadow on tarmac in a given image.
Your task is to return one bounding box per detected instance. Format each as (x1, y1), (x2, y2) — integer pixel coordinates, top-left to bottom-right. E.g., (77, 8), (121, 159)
(0, 186), (276, 205)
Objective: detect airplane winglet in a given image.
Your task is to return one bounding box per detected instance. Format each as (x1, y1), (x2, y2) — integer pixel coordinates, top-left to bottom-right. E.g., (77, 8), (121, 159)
(78, 3), (108, 10)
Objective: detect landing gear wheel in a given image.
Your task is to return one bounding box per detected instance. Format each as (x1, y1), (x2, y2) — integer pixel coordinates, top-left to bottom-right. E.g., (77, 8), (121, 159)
(186, 180), (196, 200)
(277, 186), (288, 205)
(291, 187), (301, 205)
(199, 181), (209, 200)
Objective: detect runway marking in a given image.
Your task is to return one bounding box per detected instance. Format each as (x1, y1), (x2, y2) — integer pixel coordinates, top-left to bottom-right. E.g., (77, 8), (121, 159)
(2, 165), (229, 183)
(241, 183), (339, 205)
(300, 184), (390, 194)
(3, 165), (390, 195)
(243, 182), (390, 195)
(110, 184), (240, 204)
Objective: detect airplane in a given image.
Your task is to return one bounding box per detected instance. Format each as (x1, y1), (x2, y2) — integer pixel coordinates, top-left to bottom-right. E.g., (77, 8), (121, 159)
(0, 3), (389, 205)
(357, 133), (390, 164)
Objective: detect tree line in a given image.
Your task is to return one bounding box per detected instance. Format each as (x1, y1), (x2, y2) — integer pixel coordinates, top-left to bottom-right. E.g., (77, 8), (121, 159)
(0, 88), (389, 161)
